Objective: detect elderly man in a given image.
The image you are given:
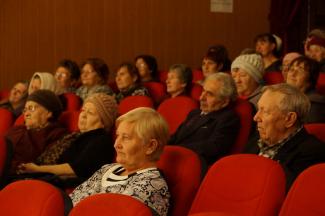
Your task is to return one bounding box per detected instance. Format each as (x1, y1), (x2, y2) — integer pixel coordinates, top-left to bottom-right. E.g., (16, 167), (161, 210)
(169, 73), (240, 168)
(244, 83), (325, 190)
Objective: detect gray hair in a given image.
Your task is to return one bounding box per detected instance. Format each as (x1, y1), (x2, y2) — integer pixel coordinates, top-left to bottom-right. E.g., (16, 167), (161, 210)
(262, 83), (311, 125)
(205, 72), (238, 102)
(169, 64), (193, 93)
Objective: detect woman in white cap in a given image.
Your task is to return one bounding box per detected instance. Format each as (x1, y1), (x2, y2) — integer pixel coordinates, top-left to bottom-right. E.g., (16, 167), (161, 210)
(231, 53), (265, 108)
(255, 33), (282, 72)
(17, 93), (118, 186)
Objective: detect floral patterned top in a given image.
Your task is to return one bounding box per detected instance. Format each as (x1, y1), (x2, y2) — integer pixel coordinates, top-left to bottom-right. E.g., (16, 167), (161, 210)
(69, 163), (170, 216)
(115, 84), (150, 103)
(76, 84), (114, 101)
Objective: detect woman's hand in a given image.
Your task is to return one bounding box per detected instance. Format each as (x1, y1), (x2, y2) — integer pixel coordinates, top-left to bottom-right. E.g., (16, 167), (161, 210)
(17, 163), (41, 174)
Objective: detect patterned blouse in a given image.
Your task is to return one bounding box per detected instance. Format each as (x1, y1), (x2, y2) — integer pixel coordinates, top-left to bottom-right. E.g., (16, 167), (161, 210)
(115, 85), (149, 103)
(69, 163), (170, 216)
(76, 84), (114, 101)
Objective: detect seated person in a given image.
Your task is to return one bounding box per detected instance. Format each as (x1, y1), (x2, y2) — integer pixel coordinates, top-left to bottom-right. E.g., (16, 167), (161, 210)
(17, 93), (118, 185)
(231, 53), (265, 109)
(54, 59), (80, 93)
(166, 64), (192, 98)
(135, 54), (158, 82)
(255, 33), (282, 72)
(29, 72), (64, 95)
(281, 52), (301, 81)
(169, 73), (240, 168)
(69, 107), (170, 216)
(286, 56), (325, 123)
(5, 89), (68, 174)
(76, 58), (114, 101)
(115, 62), (149, 103)
(198, 45), (231, 85)
(244, 83), (325, 190)
(0, 81), (29, 119)
(306, 36), (325, 72)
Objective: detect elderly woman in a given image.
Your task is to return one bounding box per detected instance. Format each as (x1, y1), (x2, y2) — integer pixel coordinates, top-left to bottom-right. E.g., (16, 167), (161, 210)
(0, 81), (29, 119)
(198, 45), (231, 85)
(135, 54), (158, 82)
(231, 53), (265, 108)
(286, 56), (325, 123)
(69, 107), (170, 216)
(166, 64), (193, 98)
(76, 58), (114, 101)
(281, 52), (302, 81)
(28, 72), (63, 95)
(17, 93), (118, 185)
(115, 62), (149, 103)
(5, 89), (67, 174)
(306, 36), (325, 72)
(54, 59), (80, 93)
(255, 33), (282, 72)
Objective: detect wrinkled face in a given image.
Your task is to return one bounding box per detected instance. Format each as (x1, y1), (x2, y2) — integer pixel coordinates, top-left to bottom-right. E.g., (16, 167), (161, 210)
(23, 101), (52, 129)
(255, 40), (275, 57)
(78, 102), (104, 132)
(81, 64), (101, 87)
(135, 58), (150, 81)
(115, 66), (136, 91)
(231, 68), (258, 96)
(200, 79), (228, 113)
(166, 70), (186, 97)
(29, 78), (41, 95)
(254, 91), (289, 145)
(308, 45), (325, 62)
(54, 66), (72, 89)
(286, 62), (310, 92)
(282, 56), (297, 81)
(114, 121), (151, 171)
(202, 58), (219, 78)
(9, 82), (28, 104)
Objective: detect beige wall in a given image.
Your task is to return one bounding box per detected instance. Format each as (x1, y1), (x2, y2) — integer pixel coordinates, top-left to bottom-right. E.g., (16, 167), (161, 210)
(0, 0), (270, 89)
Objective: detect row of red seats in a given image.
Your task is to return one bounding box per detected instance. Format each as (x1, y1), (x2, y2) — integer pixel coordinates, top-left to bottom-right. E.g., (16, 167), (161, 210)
(1, 149), (325, 216)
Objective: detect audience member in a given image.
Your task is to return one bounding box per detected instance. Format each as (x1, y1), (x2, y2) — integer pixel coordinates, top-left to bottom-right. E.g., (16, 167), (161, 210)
(76, 58), (114, 101)
(281, 52), (302, 81)
(5, 90), (67, 174)
(17, 93), (117, 186)
(169, 73), (240, 168)
(0, 81), (29, 119)
(69, 107), (170, 216)
(244, 84), (325, 190)
(135, 54), (158, 82)
(286, 56), (325, 123)
(255, 33), (282, 72)
(198, 45), (231, 85)
(231, 53), (265, 109)
(166, 64), (192, 98)
(303, 28), (325, 59)
(306, 36), (325, 72)
(28, 72), (63, 95)
(115, 62), (149, 103)
(54, 59), (80, 93)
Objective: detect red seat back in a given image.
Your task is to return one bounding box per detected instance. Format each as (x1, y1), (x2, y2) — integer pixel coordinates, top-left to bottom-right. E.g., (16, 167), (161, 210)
(118, 95), (154, 115)
(69, 193), (152, 216)
(189, 154), (286, 216)
(59, 110), (80, 132)
(157, 96), (198, 135)
(263, 71), (284, 85)
(142, 81), (166, 105)
(157, 146), (201, 216)
(279, 164), (325, 216)
(62, 93), (81, 111)
(0, 108), (14, 137)
(316, 73), (325, 95)
(158, 70), (168, 83)
(14, 114), (24, 126)
(304, 123), (325, 142)
(190, 83), (203, 101)
(0, 180), (65, 216)
(192, 69), (204, 83)
(230, 99), (253, 153)
(0, 89), (10, 100)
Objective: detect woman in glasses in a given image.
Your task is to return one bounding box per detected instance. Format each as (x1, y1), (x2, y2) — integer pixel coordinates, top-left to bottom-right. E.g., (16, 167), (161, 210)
(54, 59), (80, 93)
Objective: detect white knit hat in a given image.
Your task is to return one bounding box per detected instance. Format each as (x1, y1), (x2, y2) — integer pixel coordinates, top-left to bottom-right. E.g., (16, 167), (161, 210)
(231, 54), (265, 83)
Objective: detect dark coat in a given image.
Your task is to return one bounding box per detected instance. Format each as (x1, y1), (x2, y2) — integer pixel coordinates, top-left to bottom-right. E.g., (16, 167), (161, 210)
(169, 106), (240, 167)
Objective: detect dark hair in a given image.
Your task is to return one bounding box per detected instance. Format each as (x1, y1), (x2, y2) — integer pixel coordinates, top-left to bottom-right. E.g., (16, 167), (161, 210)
(81, 58), (109, 84)
(57, 59), (80, 81)
(205, 45), (231, 71)
(290, 56), (320, 91)
(134, 54), (158, 80)
(118, 62), (141, 84)
(169, 64), (193, 94)
(254, 33), (281, 57)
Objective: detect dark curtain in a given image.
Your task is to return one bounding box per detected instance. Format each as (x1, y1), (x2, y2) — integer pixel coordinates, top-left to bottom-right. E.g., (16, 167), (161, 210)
(269, 0), (303, 54)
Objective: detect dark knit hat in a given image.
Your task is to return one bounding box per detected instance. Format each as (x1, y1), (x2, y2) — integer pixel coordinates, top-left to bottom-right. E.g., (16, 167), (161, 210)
(84, 93), (118, 131)
(27, 89), (63, 120)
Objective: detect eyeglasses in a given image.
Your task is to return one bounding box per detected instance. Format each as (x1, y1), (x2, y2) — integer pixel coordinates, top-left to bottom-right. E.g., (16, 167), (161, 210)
(55, 72), (68, 79)
(23, 105), (38, 113)
(288, 66), (307, 74)
(81, 70), (96, 75)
